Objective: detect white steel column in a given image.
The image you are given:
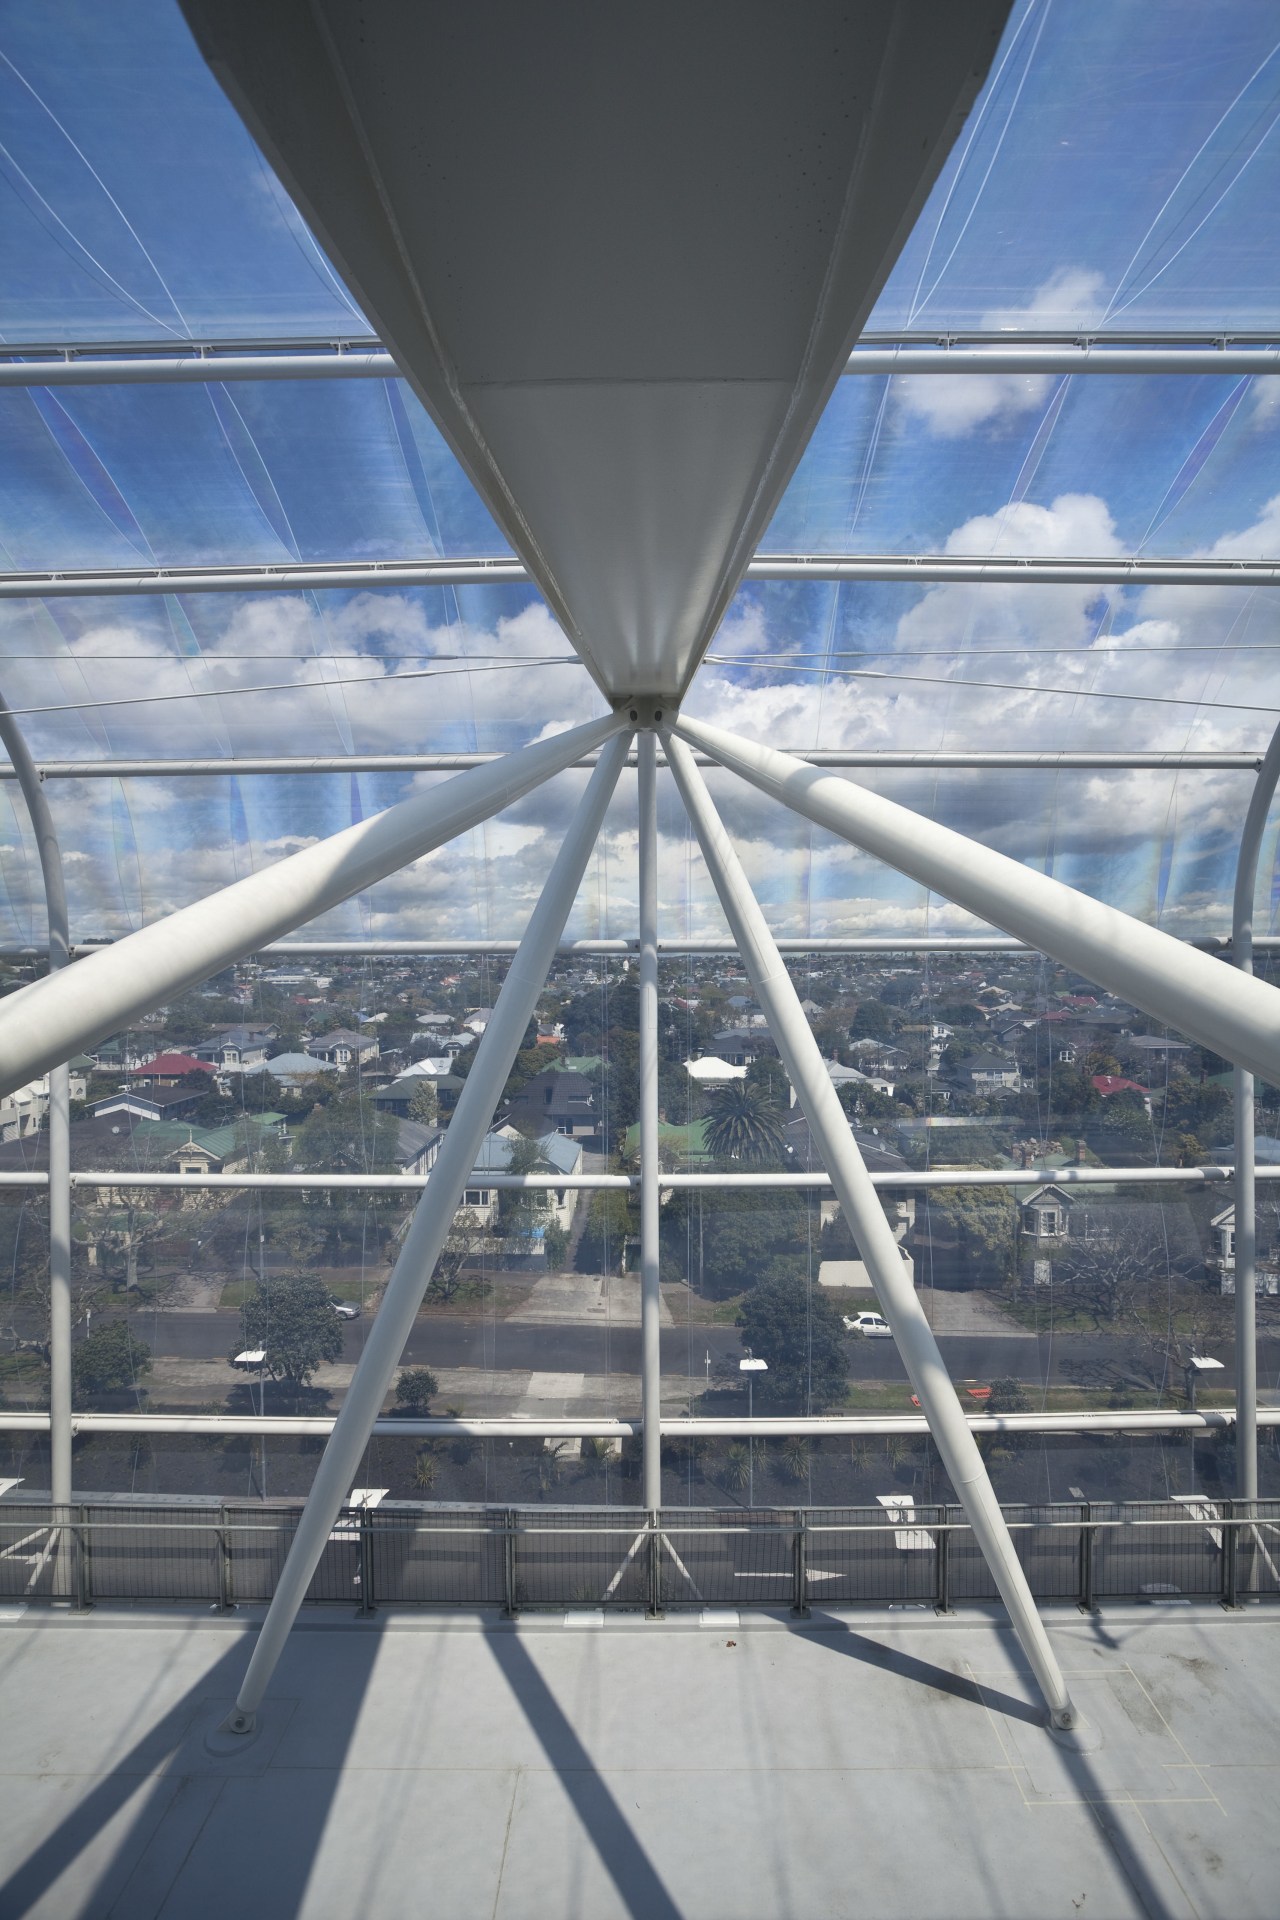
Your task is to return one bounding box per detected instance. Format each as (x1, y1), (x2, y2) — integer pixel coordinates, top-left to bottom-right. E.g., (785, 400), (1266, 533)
(228, 730), (632, 1730)
(664, 731), (1077, 1730)
(0, 710), (623, 1098)
(676, 716), (1280, 1087)
(1230, 724), (1280, 1502)
(0, 696), (73, 1595)
(637, 730), (662, 1508)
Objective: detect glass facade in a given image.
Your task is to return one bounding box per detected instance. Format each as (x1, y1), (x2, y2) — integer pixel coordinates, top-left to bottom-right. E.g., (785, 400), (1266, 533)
(1, 0), (1278, 1518)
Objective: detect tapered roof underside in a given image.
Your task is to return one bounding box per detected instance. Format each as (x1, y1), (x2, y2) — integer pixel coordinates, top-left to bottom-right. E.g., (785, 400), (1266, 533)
(179, 0), (1009, 703)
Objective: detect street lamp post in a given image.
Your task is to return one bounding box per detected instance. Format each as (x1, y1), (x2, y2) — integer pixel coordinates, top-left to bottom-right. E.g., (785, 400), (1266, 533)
(740, 1352), (768, 1508)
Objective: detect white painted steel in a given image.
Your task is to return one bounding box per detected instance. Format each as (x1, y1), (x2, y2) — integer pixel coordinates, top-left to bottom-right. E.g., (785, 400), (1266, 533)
(0, 694), (72, 1594)
(0, 710), (622, 1099)
(1, 749), (1259, 777)
(5, 344), (1278, 387)
(181, 1), (1009, 701)
(1, 1409), (1275, 1439)
(6, 933), (1274, 963)
(846, 346), (1280, 375)
(679, 715), (1280, 1088)
(0, 557), (525, 598)
(663, 730), (1077, 1728)
(1, 1163), (1275, 1193)
(6, 551), (1280, 600)
(749, 554), (1280, 586)
(638, 731), (663, 1509)
(1230, 725), (1280, 1499)
(228, 733), (631, 1728)
(0, 351), (396, 385)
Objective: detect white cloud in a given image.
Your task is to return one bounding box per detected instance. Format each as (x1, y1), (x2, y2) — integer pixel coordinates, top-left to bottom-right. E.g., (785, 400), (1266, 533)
(892, 269), (1107, 436)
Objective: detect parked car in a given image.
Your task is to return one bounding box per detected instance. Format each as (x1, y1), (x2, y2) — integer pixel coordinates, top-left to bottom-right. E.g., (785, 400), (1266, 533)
(844, 1311), (892, 1338)
(331, 1300), (360, 1319)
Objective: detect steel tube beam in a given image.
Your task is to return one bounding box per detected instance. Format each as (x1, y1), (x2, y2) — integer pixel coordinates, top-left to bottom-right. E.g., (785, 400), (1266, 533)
(3, 552), (1279, 599)
(5, 933), (1274, 963)
(227, 732), (631, 1730)
(0, 1162), (1275, 1194)
(4, 342), (1278, 387)
(637, 731), (662, 1508)
(845, 346), (1280, 376)
(2, 1408), (1274, 1439)
(663, 730), (1076, 1729)
(678, 715), (1280, 1088)
(0, 710), (622, 1099)
(1230, 723), (1280, 1499)
(0, 694), (72, 1594)
(0, 350), (395, 386)
(0, 749), (1259, 777)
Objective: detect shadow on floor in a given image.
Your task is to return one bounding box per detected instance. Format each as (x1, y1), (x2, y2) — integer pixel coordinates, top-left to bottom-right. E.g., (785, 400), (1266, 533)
(486, 1632), (685, 1920)
(0, 1623), (372, 1920)
(805, 1614), (1187, 1920)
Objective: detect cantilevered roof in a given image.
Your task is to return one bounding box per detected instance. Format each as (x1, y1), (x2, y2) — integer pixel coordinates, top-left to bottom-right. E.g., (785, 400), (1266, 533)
(180, 1), (1010, 703)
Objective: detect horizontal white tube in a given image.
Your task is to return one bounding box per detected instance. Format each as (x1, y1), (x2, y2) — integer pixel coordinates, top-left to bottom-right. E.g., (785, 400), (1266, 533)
(680, 714), (1280, 1088)
(845, 346), (1280, 376)
(0, 1410), (1271, 1439)
(0, 1164), (1272, 1192)
(0, 749), (1260, 777)
(0, 710), (622, 1099)
(4, 552), (1280, 599)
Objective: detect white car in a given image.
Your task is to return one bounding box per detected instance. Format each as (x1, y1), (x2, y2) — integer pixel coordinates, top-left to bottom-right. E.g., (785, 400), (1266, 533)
(844, 1311), (893, 1338)
(331, 1300), (360, 1319)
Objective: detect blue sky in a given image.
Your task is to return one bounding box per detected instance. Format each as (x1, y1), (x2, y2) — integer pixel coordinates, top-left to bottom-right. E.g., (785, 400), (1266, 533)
(1, 0), (1279, 947)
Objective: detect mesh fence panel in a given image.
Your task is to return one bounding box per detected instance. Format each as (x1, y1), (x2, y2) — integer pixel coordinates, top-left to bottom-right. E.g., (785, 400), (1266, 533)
(4, 1495), (1280, 1610)
(514, 1509), (651, 1609)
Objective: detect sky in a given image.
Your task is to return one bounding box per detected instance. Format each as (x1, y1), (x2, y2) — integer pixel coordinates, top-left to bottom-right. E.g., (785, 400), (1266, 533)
(1, 0), (1279, 949)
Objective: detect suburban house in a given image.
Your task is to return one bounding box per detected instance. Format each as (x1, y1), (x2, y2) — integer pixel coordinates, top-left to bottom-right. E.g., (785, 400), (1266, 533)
(500, 1068), (601, 1145)
(307, 1029), (380, 1070)
(93, 1085), (211, 1124)
(195, 1026), (274, 1071)
(951, 1050), (1022, 1093)
(394, 1120), (444, 1177)
(251, 1050), (330, 1090)
(128, 1052), (216, 1089)
(788, 1059), (894, 1108)
(1019, 1183), (1073, 1244)
(1207, 1203), (1280, 1296)
(710, 1028), (777, 1066)
(1091, 1074), (1151, 1115)
(460, 1129), (583, 1241)
(684, 1055), (746, 1085)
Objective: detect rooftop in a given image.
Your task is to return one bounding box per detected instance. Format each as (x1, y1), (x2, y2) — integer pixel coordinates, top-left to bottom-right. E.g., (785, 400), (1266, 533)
(0, 1605), (1274, 1919)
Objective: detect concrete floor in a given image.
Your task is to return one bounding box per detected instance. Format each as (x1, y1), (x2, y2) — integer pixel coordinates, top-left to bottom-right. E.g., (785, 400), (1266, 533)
(0, 1601), (1276, 1920)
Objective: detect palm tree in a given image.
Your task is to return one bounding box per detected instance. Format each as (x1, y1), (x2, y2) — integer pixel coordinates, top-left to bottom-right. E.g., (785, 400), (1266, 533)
(703, 1081), (788, 1166)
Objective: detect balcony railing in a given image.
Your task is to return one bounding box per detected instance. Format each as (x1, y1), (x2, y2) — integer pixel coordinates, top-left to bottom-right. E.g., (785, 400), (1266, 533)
(3, 1496), (1277, 1615)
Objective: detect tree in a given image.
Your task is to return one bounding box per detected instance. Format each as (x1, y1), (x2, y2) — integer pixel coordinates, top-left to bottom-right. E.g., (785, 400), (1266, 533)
(575, 1188), (634, 1274)
(394, 1367), (439, 1415)
(497, 1136), (554, 1240)
(425, 1208), (485, 1302)
(72, 1321), (151, 1400)
(736, 1271), (847, 1409)
(292, 1092), (402, 1173)
(703, 1081), (788, 1166)
(660, 1187), (812, 1298)
(408, 1078), (438, 1126)
(920, 1187), (1017, 1287)
(237, 1273), (344, 1387)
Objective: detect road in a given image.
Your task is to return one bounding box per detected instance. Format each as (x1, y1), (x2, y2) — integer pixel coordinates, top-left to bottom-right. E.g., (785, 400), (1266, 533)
(123, 1310), (1280, 1385)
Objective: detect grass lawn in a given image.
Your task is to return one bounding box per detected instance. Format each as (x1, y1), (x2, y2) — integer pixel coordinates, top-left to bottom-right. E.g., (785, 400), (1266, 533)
(839, 1379), (1235, 1415)
(661, 1282), (745, 1325)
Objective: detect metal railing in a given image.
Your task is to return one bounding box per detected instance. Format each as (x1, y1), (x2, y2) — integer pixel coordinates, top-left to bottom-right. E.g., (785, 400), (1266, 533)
(3, 1496), (1276, 1615)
